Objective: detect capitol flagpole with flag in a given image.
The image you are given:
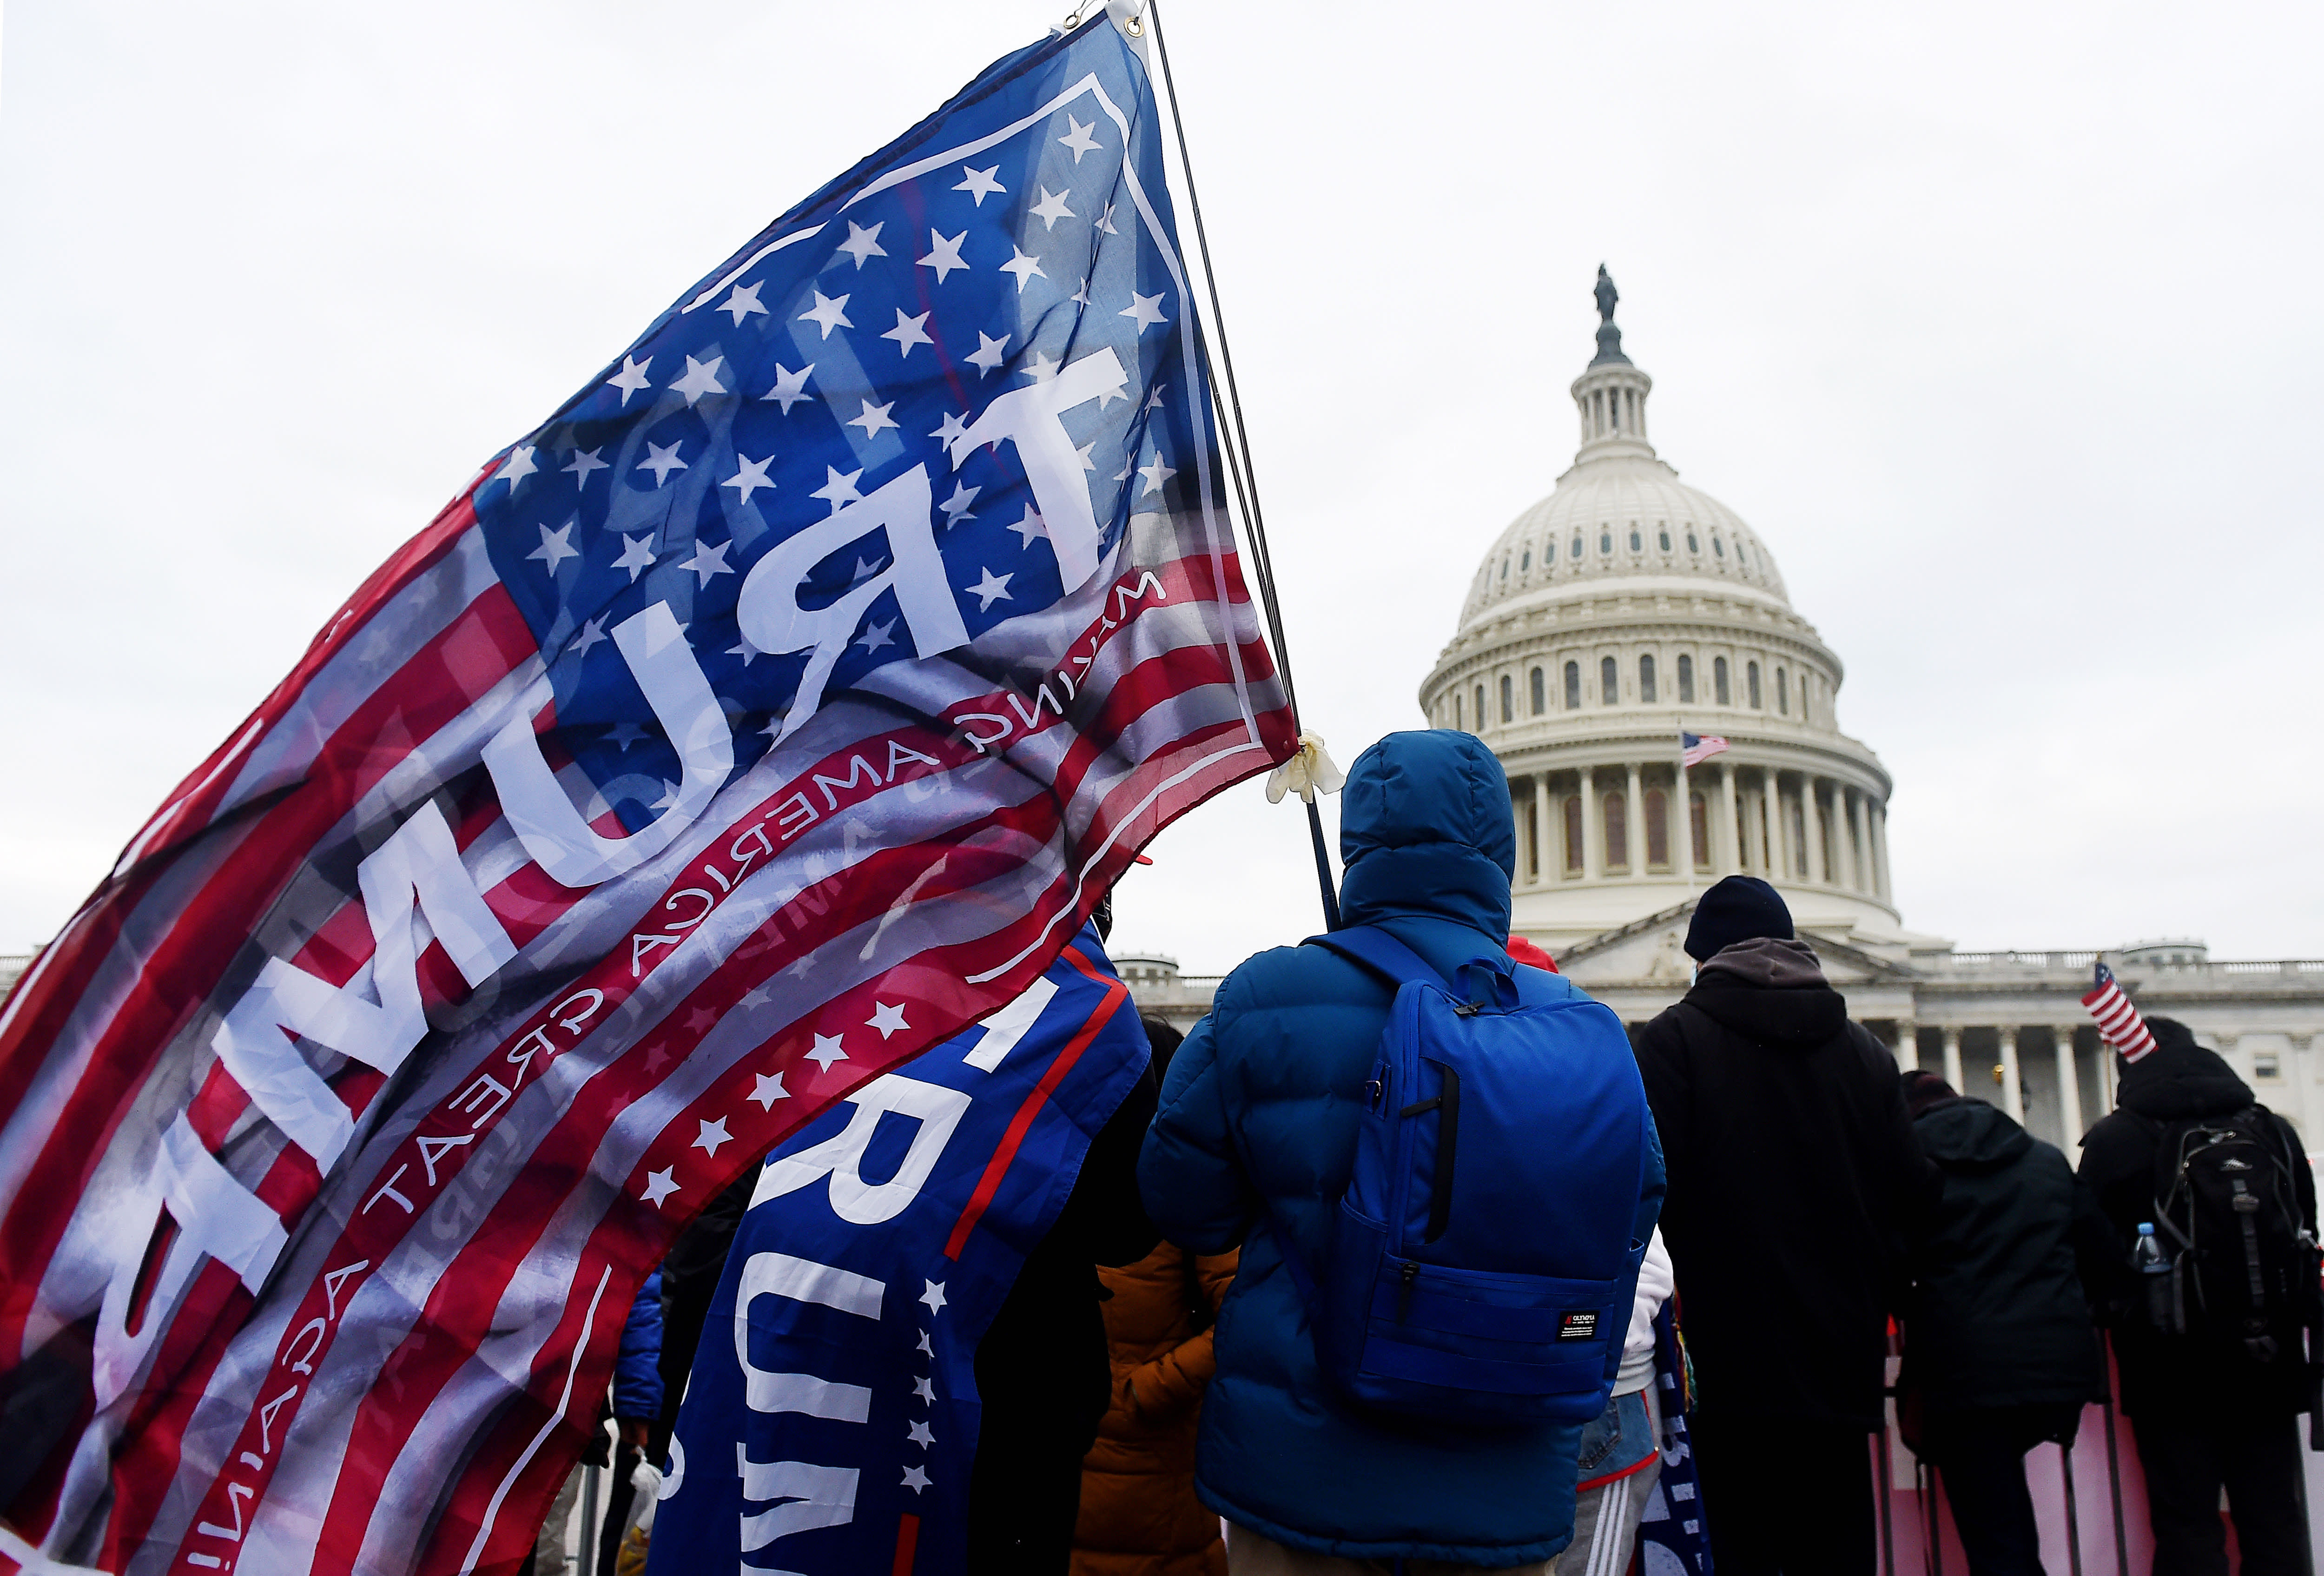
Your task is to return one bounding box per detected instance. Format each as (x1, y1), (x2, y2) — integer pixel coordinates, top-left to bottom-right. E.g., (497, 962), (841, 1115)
(1677, 729), (1729, 891)
(0, 10), (1303, 1572)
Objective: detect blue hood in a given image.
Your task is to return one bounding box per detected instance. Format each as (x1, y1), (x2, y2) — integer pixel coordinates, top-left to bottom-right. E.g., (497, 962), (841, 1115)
(1338, 730), (1514, 939)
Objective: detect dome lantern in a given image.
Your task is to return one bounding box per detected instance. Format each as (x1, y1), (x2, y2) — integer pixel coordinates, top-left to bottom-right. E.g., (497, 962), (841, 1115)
(1571, 267), (1657, 466)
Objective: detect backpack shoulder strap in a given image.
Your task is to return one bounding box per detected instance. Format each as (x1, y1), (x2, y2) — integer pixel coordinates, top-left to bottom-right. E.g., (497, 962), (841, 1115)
(1302, 926), (1445, 990)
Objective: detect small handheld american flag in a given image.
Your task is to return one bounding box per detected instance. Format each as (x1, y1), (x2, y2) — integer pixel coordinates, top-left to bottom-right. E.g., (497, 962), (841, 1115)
(1681, 730), (1730, 768)
(2083, 961), (2159, 1062)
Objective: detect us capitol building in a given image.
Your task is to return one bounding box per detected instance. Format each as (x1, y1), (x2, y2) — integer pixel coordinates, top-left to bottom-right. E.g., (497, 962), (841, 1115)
(1124, 270), (2324, 1155)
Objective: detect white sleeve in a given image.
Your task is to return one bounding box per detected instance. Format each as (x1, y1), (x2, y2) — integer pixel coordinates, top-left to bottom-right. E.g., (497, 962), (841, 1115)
(1624, 1227), (1674, 1364)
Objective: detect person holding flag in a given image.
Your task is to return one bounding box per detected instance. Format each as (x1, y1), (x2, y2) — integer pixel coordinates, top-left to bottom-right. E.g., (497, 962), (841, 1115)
(0, 8), (1294, 1571)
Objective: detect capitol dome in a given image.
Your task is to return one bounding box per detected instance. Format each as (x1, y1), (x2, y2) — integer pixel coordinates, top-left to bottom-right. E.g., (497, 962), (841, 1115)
(1421, 269), (1902, 959)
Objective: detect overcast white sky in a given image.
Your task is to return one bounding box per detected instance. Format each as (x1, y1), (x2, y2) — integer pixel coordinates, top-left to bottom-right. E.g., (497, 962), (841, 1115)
(3, 1), (2320, 973)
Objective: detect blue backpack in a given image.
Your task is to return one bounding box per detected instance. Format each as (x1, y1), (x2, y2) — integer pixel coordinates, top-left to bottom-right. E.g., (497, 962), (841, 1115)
(1274, 926), (1658, 1428)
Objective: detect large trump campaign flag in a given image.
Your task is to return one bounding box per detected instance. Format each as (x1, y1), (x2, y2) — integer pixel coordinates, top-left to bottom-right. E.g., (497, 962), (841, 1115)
(0, 14), (1291, 1574)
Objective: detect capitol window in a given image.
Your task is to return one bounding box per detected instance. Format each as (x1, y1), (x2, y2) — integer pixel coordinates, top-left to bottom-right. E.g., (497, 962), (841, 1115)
(1644, 788), (1670, 868)
(1599, 530), (1612, 555)
(1600, 656), (1618, 705)
(1678, 654), (1696, 703)
(1776, 667), (1788, 715)
(1714, 656), (1730, 705)
(1659, 528), (1672, 551)
(1474, 684), (1486, 730)
(1747, 661), (1762, 709)
(1563, 795), (1583, 874)
(1640, 654), (1657, 703)
(1500, 674), (1514, 723)
(1687, 532), (1700, 553)
(1713, 536), (1726, 558)
(1565, 661), (1582, 709)
(1520, 548), (1531, 571)
(1689, 792), (1711, 871)
(1530, 666), (1545, 715)
(1500, 555), (1510, 582)
(1571, 535), (1583, 559)
(1629, 528), (1642, 552)
(1603, 792), (1628, 872)
(1452, 692), (1462, 728)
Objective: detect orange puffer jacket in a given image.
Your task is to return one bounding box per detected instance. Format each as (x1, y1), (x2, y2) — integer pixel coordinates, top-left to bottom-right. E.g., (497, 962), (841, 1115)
(1070, 1242), (1239, 1576)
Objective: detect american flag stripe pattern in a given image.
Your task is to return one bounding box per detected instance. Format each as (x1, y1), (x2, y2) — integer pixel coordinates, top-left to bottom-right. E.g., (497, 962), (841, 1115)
(0, 20), (1292, 1576)
(2082, 962), (2158, 1063)
(1679, 731), (1729, 768)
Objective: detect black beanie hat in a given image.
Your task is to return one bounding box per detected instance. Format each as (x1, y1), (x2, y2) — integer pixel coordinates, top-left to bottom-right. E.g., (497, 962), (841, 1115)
(1684, 874), (1795, 962)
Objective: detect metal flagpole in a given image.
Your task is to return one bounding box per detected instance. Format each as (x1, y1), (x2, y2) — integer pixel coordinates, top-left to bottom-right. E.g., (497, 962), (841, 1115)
(1677, 722), (1694, 894)
(1139, 0), (1341, 931)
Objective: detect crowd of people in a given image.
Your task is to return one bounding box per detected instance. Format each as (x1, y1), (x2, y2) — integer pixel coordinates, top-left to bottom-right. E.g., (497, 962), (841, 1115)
(568, 729), (2324, 1576)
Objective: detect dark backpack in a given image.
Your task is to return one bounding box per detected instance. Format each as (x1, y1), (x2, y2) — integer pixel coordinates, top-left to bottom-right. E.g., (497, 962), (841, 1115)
(1271, 927), (1657, 1428)
(2146, 1104), (2318, 1359)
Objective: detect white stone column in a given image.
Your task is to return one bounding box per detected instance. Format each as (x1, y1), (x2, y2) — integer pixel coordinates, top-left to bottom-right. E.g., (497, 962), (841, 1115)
(1625, 763), (1645, 877)
(2056, 1026), (2085, 1142)
(1872, 801), (1892, 901)
(1896, 1018), (1920, 1072)
(1530, 775), (1545, 886)
(1809, 779), (1830, 885)
(1842, 789), (1864, 890)
(1770, 770), (1793, 879)
(1717, 763), (1740, 875)
(1677, 761), (1694, 881)
(1580, 765), (1602, 880)
(1999, 1026), (2025, 1124)
(1942, 1026), (1964, 1091)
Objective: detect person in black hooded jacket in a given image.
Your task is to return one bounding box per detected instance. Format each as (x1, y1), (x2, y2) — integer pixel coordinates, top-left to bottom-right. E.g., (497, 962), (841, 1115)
(1896, 1070), (2106, 1576)
(2076, 1016), (2317, 1576)
(1634, 876), (1939, 1576)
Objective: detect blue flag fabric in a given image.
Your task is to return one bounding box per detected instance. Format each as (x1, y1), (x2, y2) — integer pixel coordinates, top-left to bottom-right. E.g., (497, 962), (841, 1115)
(1637, 1303), (1714, 1576)
(648, 925), (1148, 1574)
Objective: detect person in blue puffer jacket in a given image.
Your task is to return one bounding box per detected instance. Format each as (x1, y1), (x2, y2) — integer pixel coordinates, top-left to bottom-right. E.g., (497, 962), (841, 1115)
(1138, 730), (1665, 1573)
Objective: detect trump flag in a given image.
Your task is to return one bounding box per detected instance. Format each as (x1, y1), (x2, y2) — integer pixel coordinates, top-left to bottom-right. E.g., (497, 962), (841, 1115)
(649, 924), (1150, 1576)
(0, 13), (1290, 1574)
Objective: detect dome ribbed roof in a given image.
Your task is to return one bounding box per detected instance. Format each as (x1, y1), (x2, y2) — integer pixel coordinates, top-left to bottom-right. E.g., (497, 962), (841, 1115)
(1459, 457), (1790, 626)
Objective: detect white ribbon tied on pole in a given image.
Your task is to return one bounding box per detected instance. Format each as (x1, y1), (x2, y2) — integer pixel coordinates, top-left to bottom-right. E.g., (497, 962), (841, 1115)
(1265, 730), (1344, 806)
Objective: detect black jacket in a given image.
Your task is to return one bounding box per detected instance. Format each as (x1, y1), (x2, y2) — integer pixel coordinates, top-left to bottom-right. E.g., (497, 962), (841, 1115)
(1634, 942), (1939, 1428)
(1901, 1097), (2106, 1418)
(2076, 1033), (2317, 1420)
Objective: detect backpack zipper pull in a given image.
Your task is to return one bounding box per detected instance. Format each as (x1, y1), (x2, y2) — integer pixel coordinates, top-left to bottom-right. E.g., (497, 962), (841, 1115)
(1397, 1259), (1419, 1324)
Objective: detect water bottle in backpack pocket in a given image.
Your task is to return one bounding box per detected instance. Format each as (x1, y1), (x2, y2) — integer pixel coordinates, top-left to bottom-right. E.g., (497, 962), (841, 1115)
(2145, 1105), (2319, 1359)
(1272, 926), (1658, 1429)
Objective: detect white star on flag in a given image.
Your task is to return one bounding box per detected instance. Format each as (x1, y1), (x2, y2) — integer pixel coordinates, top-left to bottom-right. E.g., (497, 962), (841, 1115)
(930, 410), (969, 446)
(605, 356), (652, 405)
(999, 247), (1047, 294)
(641, 1169), (680, 1208)
(723, 454), (776, 505)
(848, 399), (900, 438)
(680, 539), (733, 585)
(1019, 351), (1059, 383)
(528, 522), (578, 573)
(813, 466), (865, 510)
(965, 332), (1010, 376)
(670, 355), (726, 405)
(692, 1118), (732, 1157)
(805, 1033), (848, 1072)
(901, 1466), (931, 1493)
(563, 446), (609, 487)
(749, 1072), (789, 1109)
(1138, 454), (1178, 497)
(1058, 116), (1101, 161)
(799, 290), (852, 338)
(1121, 291), (1169, 333)
(568, 616), (608, 657)
(920, 1279), (948, 1314)
(938, 482), (980, 526)
(869, 1001), (911, 1037)
(1010, 508), (1047, 546)
(717, 281), (767, 324)
(856, 619), (897, 653)
(727, 632), (765, 666)
(495, 445), (538, 494)
(882, 309), (934, 358)
(613, 534), (655, 581)
(954, 164), (1005, 205)
(636, 441), (687, 486)
(913, 1376), (937, 1404)
(965, 568), (1015, 610)
(762, 362), (815, 411)
(1030, 186), (1076, 229)
(835, 220), (887, 268)
(908, 1419), (934, 1447)
(918, 228), (970, 282)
